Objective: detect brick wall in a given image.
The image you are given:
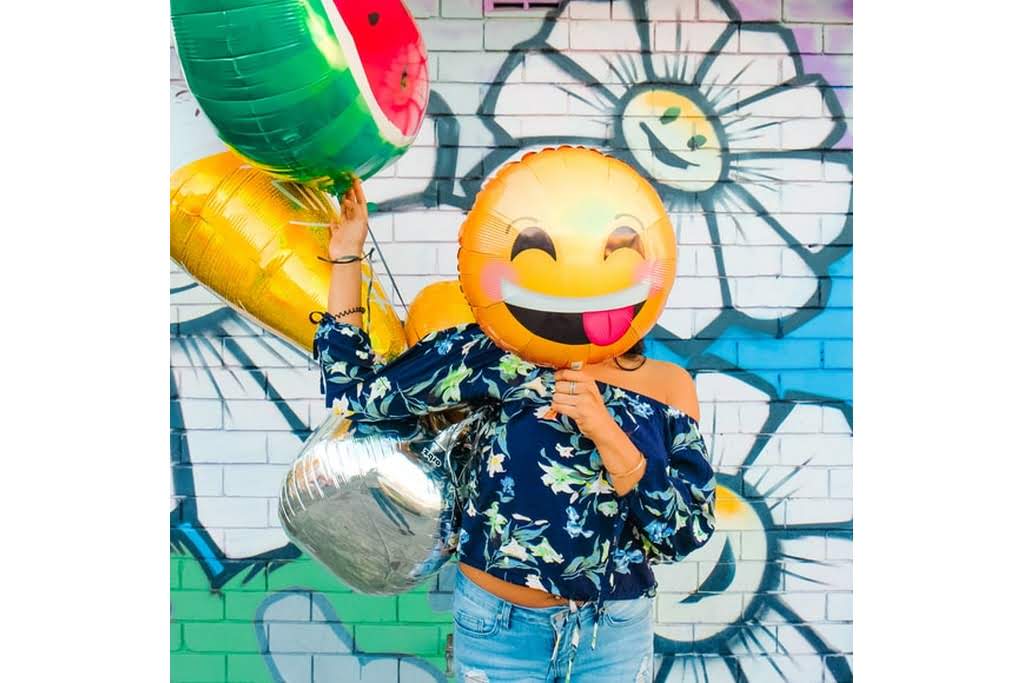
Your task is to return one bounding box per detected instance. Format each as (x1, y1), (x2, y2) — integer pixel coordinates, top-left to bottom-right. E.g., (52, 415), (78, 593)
(170, 1), (852, 681)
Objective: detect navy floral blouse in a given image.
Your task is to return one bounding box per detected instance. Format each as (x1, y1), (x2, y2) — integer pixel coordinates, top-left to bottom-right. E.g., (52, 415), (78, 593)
(312, 315), (716, 631)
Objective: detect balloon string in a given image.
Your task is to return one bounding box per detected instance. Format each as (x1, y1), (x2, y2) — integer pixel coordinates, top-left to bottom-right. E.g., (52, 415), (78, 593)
(366, 219), (409, 315)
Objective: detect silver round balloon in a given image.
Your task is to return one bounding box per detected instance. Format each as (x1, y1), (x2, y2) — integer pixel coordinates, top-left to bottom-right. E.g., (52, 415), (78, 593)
(278, 409), (490, 595)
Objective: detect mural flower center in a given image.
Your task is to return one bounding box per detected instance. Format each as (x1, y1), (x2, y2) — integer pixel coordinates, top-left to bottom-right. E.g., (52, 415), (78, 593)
(620, 87), (724, 194)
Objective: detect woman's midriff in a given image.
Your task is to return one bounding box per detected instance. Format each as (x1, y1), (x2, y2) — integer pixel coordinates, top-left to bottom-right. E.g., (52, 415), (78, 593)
(458, 561), (584, 608)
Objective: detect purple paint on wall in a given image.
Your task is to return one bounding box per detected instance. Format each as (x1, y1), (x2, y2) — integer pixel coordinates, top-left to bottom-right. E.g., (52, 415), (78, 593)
(790, 25), (822, 53)
(731, 0), (782, 21)
(784, 0), (853, 23)
(802, 54), (852, 87)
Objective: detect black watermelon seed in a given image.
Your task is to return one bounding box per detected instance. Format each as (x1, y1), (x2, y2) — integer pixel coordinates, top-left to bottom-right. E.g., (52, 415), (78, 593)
(368, 12), (380, 26)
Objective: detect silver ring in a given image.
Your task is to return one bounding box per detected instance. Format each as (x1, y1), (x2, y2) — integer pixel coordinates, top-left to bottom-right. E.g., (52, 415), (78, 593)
(569, 381), (577, 395)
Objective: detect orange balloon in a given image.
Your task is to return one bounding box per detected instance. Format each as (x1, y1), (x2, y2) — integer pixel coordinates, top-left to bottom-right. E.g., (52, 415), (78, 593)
(457, 146), (677, 368)
(404, 280), (475, 345)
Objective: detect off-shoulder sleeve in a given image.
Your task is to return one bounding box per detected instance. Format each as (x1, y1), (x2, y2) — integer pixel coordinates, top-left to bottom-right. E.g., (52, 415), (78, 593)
(625, 409), (717, 564)
(311, 314), (534, 421)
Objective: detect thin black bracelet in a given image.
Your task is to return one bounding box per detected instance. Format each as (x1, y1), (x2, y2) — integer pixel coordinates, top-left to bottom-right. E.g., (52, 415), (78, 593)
(317, 247), (375, 265)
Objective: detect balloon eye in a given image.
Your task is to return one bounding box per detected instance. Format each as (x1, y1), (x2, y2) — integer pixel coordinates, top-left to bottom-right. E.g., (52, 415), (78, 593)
(511, 227), (557, 260)
(604, 226), (645, 260)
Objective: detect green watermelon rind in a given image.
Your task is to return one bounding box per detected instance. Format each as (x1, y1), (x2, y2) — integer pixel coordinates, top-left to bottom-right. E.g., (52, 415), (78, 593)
(171, 0), (422, 191)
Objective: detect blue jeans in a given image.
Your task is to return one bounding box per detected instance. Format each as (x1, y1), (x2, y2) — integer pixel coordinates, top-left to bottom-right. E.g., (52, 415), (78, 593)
(451, 564), (654, 682)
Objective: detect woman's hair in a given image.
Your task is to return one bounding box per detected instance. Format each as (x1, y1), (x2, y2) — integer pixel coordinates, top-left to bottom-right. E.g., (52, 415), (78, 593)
(615, 337), (647, 371)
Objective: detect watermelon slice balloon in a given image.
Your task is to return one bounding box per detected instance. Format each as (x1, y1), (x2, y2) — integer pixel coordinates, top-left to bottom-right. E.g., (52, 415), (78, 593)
(171, 0), (428, 194)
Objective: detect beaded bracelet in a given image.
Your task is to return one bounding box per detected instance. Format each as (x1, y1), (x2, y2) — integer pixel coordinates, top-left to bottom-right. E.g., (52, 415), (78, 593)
(332, 306), (366, 318)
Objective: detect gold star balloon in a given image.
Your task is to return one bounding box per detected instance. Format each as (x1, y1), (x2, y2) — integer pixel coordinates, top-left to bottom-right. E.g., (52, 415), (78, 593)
(170, 151), (406, 359)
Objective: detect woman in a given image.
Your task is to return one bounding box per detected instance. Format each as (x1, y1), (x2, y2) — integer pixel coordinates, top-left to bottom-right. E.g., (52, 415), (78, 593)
(313, 179), (717, 682)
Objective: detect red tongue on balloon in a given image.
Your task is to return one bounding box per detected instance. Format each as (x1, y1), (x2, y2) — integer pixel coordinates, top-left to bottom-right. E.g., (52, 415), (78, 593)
(581, 305), (635, 346)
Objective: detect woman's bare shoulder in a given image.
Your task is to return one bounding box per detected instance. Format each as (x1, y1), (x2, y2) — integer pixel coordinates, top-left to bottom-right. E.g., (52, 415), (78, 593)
(643, 359), (700, 419)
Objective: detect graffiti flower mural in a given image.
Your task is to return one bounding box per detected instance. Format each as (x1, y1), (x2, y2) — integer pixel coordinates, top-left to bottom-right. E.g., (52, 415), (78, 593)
(473, 0), (852, 338)
(650, 369), (852, 681)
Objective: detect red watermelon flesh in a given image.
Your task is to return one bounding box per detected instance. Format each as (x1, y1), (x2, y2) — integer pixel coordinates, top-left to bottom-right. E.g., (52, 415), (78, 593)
(333, 0), (429, 139)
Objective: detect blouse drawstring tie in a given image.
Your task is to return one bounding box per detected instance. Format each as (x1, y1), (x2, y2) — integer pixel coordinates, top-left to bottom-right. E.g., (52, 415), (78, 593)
(549, 502), (629, 683)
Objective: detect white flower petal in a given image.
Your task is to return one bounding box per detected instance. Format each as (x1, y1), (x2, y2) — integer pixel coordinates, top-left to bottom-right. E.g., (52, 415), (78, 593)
(695, 27), (782, 107)
(711, 203), (818, 316)
(170, 83), (226, 172)
(694, 372), (770, 474)
(665, 212), (725, 339)
(722, 77), (844, 152)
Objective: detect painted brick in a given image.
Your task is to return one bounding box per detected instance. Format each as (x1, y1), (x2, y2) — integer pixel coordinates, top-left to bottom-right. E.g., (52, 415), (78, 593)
(222, 464), (290, 497)
(801, 54), (853, 86)
(654, 561), (700, 592)
(779, 370), (851, 401)
(790, 23), (823, 53)
(826, 533), (853, 560)
(397, 594), (454, 623)
(223, 337), (308, 369)
(822, 340), (852, 369)
(786, 499), (853, 528)
(196, 497), (269, 528)
(485, 19), (568, 51)
(173, 591), (225, 621)
(827, 592), (852, 621)
(824, 25), (852, 54)
(223, 400), (308, 431)
(737, 340), (821, 369)
(730, 0), (782, 21)
(354, 625), (441, 655)
(660, 592), (742, 624)
(394, 211), (465, 242)
(738, 26), (798, 54)
(748, 467), (829, 499)
(406, 0), (439, 18)
(183, 431), (266, 464)
(438, 51), (513, 83)
(383, 243), (440, 274)
(441, 0), (482, 19)
(783, 0), (853, 23)
(174, 368), (266, 400)
(654, 21), (732, 52)
(826, 277), (852, 307)
(419, 19), (483, 50)
(171, 400), (222, 430)
(171, 337), (224, 367)
(264, 368), (321, 401)
(815, 623), (853, 653)
(325, 594), (399, 624)
(829, 468), (852, 499)
(311, 655), (358, 681)
(571, 0), (613, 19)
(173, 465), (223, 496)
(183, 623), (263, 653)
(783, 310), (852, 338)
(267, 432), (306, 465)
(170, 654), (226, 682)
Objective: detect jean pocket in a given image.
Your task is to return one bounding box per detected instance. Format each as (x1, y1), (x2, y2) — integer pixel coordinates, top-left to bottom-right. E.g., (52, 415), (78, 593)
(601, 596), (653, 627)
(453, 596), (501, 637)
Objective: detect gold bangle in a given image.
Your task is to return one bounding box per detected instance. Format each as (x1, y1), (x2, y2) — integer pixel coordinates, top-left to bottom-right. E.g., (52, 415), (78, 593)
(607, 456), (646, 480)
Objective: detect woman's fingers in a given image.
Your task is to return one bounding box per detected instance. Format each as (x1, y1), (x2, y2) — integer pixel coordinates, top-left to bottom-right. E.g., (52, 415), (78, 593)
(353, 177), (367, 208)
(554, 369), (590, 383)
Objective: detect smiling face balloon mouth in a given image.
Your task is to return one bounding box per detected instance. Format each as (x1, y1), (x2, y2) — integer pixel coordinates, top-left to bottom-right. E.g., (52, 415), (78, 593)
(458, 146), (677, 368)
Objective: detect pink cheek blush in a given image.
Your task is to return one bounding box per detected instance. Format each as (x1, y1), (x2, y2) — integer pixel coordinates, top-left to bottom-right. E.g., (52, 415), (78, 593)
(481, 261), (515, 302)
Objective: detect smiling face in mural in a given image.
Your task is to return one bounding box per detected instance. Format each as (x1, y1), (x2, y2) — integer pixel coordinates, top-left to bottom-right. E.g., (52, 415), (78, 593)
(620, 86), (726, 193)
(458, 146), (676, 367)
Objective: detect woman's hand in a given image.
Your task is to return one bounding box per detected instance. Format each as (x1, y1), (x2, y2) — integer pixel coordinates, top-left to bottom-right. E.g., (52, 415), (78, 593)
(328, 177), (369, 260)
(551, 368), (617, 441)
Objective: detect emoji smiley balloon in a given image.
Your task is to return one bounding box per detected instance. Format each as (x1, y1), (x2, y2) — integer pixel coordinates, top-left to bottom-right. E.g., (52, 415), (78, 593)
(457, 146), (677, 368)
